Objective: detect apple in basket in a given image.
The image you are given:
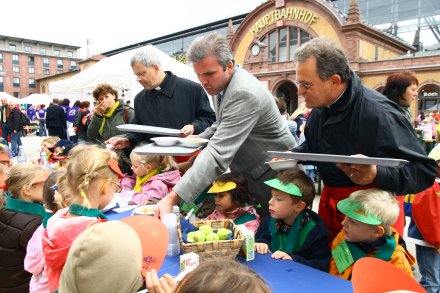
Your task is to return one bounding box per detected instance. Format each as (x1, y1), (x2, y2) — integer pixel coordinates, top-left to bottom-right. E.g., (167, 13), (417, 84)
(206, 232), (220, 241)
(198, 224), (213, 235)
(187, 230), (206, 243)
(217, 228), (233, 240)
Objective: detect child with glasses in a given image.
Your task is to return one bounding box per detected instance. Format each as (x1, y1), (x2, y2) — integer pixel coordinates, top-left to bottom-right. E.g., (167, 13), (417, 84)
(0, 163), (49, 293)
(120, 150), (181, 205)
(329, 189), (415, 280)
(42, 146), (124, 292)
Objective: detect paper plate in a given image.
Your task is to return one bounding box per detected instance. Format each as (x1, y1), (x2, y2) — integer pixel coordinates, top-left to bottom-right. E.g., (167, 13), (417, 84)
(265, 159), (298, 171)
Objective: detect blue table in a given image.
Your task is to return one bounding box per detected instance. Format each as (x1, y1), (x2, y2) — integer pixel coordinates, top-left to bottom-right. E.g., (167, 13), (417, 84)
(106, 210), (352, 293)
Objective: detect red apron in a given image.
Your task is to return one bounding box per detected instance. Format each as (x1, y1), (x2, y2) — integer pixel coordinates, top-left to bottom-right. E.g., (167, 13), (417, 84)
(319, 184), (405, 242)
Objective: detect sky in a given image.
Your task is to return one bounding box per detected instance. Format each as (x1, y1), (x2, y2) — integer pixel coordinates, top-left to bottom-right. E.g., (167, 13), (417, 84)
(1, 0), (265, 58)
(1, 0), (438, 59)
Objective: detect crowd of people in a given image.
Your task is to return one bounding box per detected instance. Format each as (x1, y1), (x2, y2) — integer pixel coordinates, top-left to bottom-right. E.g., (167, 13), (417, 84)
(0, 34), (439, 293)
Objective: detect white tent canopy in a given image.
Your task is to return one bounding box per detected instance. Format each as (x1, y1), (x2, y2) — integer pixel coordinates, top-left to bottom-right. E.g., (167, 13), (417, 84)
(49, 45), (200, 103)
(0, 92), (21, 104)
(20, 93), (51, 106)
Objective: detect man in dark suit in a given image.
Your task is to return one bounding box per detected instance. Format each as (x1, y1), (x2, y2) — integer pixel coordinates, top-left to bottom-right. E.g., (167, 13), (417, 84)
(46, 98), (67, 139)
(0, 98), (9, 145)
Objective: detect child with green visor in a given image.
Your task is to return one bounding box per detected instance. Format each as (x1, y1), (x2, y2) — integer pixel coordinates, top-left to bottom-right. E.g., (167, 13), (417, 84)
(329, 188), (415, 280)
(254, 169), (331, 272)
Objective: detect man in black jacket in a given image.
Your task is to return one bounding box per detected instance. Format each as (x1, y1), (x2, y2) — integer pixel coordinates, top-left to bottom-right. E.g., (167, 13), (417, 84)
(292, 37), (437, 240)
(107, 47), (215, 149)
(45, 98), (67, 139)
(7, 101), (21, 157)
(0, 98), (9, 145)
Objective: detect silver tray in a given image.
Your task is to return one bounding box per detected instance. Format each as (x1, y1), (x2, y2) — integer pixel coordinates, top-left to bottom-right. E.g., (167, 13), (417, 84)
(116, 124), (180, 136)
(133, 143), (203, 156)
(268, 151), (409, 167)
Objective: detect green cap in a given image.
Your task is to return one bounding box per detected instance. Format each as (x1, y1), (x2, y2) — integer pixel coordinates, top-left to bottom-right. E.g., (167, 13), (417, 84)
(264, 178), (303, 197)
(337, 198), (382, 225)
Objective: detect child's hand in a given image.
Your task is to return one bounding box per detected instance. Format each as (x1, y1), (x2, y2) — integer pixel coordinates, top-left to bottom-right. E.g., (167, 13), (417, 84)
(145, 269), (177, 293)
(255, 242), (270, 254)
(271, 250), (292, 260)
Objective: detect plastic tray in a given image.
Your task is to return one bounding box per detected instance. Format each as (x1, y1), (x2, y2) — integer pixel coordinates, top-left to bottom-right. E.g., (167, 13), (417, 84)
(116, 124), (180, 136)
(268, 151), (409, 167)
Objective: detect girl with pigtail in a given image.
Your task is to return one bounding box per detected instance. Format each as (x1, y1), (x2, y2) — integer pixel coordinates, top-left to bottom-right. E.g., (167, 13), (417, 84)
(120, 150), (181, 205)
(0, 163), (50, 293)
(42, 145), (124, 292)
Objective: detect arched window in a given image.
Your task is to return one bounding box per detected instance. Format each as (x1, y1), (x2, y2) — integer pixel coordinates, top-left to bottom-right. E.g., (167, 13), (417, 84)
(261, 27), (311, 62)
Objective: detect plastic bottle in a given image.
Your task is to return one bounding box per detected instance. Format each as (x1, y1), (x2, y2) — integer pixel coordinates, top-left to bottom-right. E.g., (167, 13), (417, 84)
(17, 146), (26, 163)
(162, 213), (180, 256)
(40, 151), (49, 167)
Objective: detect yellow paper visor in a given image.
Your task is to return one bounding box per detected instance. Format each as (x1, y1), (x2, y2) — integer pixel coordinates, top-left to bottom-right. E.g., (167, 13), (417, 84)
(207, 181), (237, 193)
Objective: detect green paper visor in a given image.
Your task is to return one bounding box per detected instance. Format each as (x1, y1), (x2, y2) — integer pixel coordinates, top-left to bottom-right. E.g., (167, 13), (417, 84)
(264, 178), (302, 197)
(337, 198), (382, 225)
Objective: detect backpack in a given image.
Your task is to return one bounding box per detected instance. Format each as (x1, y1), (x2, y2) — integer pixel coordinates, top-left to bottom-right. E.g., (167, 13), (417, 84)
(20, 112), (30, 127)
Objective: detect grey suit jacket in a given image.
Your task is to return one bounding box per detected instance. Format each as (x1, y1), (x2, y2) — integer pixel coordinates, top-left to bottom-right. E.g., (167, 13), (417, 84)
(174, 67), (296, 202)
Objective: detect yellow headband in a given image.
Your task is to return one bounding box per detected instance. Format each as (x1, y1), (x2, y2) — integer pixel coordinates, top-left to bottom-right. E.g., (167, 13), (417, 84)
(207, 181), (237, 193)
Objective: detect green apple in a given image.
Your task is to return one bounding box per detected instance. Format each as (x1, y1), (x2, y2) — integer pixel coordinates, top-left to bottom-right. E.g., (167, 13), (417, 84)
(217, 228), (233, 240)
(187, 231), (197, 243)
(193, 230), (206, 242)
(205, 232), (219, 242)
(198, 224), (213, 235)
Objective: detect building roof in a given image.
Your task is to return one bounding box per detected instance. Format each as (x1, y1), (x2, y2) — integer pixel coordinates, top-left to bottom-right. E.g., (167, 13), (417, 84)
(0, 35), (81, 49)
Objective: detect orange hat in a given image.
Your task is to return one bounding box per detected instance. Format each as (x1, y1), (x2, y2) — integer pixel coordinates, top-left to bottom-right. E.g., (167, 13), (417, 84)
(121, 216), (169, 276)
(352, 257), (425, 293)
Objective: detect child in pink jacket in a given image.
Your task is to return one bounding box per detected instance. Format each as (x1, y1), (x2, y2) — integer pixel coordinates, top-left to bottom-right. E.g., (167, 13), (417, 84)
(24, 170), (66, 293)
(205, 172), (260, 233)
(120, 152), (181, 205)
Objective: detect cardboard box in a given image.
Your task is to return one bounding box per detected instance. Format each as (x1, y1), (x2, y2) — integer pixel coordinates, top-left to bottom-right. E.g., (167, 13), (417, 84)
(179, 252), (199, 272)
(236, 224), (255, 261)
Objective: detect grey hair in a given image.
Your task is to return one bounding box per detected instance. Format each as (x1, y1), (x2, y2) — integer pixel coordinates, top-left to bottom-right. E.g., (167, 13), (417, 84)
(130, 47), (162, 68)
(294, 37), (351, 82)
(348, 189), (399, 236)
(187, 33), (234, 69)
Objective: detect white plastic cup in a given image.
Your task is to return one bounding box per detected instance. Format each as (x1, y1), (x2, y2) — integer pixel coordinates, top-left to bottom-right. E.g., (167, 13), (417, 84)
(162, 213), (179, 244)
(167, 241), (181, 257)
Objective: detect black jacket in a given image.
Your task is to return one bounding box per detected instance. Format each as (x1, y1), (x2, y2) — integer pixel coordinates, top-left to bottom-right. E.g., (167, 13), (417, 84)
(46, 104), (67, 129)
(255, 210), (331, 272)
(0, 208), (42, 293)
(127, 71), (216, 145)
(7, 108), (21, 133)
(294, 71), (437, 195)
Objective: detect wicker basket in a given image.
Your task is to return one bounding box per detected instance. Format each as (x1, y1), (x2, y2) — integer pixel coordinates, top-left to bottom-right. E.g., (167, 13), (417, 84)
(178, 219), (244, 261)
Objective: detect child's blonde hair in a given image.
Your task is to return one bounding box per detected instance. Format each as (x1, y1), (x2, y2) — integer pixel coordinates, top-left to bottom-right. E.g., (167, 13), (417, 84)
(58, 146), (119, 208)
(348, 189), (399, 236)
(43, 169), (69, 213)
(3, 163), (47, 201)
(41, 136), (60, 148)
(175, 258), (271, 293)
(130, 149), (177, 172)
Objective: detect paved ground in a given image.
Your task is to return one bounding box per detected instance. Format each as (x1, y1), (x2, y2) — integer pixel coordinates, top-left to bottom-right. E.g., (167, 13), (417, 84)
(18, 133), (421, 280)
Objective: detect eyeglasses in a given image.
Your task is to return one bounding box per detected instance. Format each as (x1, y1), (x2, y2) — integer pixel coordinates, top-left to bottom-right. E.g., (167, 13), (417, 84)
(293, 80), (313, 90)
(100, 179), (122, 193)
(134, 70), (147, 77)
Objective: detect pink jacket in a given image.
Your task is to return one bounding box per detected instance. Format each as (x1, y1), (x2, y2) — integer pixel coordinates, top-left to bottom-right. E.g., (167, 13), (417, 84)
(24, 225), (49, 293)
(206, 205), (260, 233)
(42, 208), (103, 291)
(120, 170), (181, 204)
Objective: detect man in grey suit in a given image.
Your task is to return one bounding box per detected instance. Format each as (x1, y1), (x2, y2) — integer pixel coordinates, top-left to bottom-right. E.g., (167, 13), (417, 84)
(155, 34), (296, 218)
